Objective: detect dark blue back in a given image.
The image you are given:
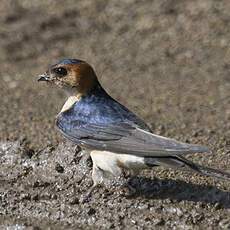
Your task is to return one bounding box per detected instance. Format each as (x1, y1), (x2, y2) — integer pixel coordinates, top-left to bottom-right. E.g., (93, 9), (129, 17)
(57, 84), (151, 132)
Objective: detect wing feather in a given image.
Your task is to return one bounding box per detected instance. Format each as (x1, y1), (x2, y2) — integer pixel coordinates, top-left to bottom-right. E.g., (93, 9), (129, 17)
(56, 119), (209, 157)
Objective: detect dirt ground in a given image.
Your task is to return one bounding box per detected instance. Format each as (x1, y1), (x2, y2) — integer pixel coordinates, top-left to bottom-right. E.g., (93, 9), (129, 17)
(0, 0), (230, 229)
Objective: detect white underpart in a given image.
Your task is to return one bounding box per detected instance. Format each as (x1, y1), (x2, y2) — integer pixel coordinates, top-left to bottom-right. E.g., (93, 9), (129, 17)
(90, 150), (147, 185)
(60, 95), (80, 113)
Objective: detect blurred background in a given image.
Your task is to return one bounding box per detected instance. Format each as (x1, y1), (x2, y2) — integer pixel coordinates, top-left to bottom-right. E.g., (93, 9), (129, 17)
(0, 0), (230, 228)
(0, 0), (229, 150)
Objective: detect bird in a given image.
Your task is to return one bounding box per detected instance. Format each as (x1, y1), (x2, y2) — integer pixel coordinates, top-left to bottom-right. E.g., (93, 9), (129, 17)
(38, 58), (230, 195)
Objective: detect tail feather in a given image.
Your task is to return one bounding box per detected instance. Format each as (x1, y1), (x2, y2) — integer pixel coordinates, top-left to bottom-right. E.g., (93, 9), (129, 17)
(180, 157), (230, 181)
(147, 156), (230, 181)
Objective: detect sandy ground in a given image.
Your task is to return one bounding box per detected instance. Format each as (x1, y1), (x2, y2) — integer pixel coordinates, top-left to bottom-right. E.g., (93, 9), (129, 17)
(0, 0), (230, 229)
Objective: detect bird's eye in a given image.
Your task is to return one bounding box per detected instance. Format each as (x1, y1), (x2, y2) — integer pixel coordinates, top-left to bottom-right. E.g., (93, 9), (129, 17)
(53, 67), (67, 77)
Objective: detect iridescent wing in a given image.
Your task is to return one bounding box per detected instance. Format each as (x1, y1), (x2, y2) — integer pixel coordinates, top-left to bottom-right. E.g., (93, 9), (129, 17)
(56, 119), (209, 156)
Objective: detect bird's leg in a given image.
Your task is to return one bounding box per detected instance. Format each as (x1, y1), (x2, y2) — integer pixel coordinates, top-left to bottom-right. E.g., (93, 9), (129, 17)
(81, 183), (100, 203)
(80, 164), (104, 202)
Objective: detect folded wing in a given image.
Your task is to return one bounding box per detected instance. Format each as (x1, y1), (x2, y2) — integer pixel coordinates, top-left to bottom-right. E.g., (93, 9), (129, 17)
(56, 119), (209, 157)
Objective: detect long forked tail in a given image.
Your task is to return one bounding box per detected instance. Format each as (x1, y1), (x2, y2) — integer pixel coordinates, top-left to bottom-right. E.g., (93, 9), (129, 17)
(181, 156), (230, 181)
(151, 156), (230, 181)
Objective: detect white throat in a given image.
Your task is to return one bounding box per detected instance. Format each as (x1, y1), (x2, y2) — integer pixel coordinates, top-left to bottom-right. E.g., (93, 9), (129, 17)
(60, 95), (80, 113)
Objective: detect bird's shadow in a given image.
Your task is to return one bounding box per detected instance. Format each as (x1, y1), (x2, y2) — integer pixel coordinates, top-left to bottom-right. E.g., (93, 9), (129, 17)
(127, 177), (230, 208)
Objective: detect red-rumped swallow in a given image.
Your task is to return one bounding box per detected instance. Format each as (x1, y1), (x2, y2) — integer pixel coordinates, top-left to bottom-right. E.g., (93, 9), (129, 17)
(38, 58), (230, 194)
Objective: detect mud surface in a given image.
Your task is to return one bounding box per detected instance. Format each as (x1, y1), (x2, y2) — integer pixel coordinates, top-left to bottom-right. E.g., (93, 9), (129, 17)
(0, 0), (230, 229)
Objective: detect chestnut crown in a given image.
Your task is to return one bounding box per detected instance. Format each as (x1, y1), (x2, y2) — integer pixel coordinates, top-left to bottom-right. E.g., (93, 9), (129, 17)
(38, 59), (99, 95)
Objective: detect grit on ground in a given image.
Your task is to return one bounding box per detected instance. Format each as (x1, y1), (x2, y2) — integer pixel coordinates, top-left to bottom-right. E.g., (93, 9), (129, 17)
(0, 1), (230, 229)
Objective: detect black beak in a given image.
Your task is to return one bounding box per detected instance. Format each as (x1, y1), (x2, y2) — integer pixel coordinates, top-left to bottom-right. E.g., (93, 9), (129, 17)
(37, 74), (50, 82)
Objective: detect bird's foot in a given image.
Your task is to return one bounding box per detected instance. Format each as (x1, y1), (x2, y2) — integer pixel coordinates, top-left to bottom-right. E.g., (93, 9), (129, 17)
(80, 183), (100, 203)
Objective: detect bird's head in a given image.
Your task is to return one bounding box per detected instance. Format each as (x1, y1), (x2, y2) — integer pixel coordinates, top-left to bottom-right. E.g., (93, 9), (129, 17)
(38, 59), (98, 96)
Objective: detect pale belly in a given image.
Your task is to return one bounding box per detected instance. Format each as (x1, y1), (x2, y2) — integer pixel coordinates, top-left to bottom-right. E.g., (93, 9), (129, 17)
(90, 150), (149, 176)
